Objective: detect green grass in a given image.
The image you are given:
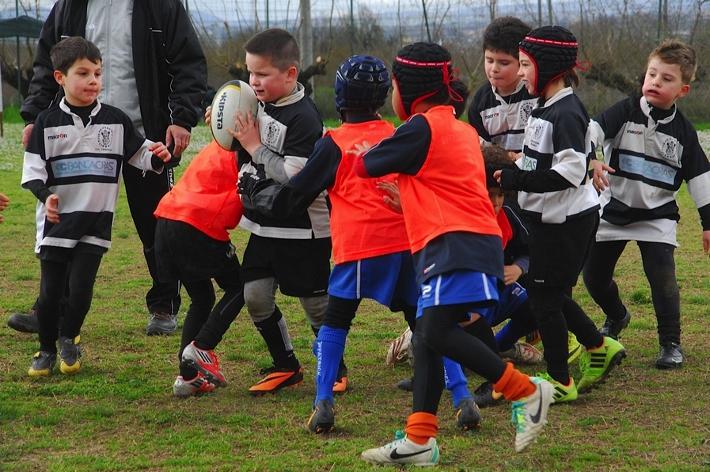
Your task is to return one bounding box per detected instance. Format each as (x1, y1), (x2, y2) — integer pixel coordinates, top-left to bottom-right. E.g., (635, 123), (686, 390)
(1, 123), (709, 470)
(1, 105), (23, 123)
(693, 122), (710, 131)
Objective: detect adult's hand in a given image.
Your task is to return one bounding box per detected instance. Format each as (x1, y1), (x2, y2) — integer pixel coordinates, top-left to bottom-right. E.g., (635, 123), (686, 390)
(22, 124), (34, 149)
(165, 125), (191, 157)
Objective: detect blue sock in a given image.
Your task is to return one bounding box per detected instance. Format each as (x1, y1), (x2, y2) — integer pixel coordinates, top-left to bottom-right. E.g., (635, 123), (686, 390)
(443, 357), (472, 408)
(314, 326), (347, 403)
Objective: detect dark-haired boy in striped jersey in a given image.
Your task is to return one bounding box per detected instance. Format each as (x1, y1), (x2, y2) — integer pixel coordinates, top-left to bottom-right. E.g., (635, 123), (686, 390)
(585, 39), (709, 369)
(22, 37), (172, 377)
(467, 16), (537, 159)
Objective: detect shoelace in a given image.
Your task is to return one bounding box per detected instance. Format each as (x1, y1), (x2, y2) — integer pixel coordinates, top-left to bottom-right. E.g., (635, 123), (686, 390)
(511, 400), (526, 432)
(382, 434), (407, 451)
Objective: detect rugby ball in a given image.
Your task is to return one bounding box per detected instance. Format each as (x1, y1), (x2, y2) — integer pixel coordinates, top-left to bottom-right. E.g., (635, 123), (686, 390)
(210, 80), (259, 151)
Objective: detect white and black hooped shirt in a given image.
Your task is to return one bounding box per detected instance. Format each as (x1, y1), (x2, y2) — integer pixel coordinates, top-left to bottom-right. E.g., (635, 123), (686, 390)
(238, 84), (329, 240)
(467, 81), (538, 153)
(513, 87), (600, 224)
(22, 98), (162, 254)
(590, 96), (710, 246)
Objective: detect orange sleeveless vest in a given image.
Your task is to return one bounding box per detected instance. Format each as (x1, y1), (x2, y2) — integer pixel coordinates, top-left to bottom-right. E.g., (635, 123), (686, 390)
(328, 120), (411, 264)
(398, 106), (502, 253)
(154, 141), (243, 241)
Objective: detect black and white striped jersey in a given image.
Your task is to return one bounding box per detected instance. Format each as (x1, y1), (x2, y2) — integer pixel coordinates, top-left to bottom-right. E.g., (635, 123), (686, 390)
(467, 81), (538, 152)
(590, 96), (710, 245)
(515, 87), (599, 223)
(22, 99), (162, 252)
(238, 86), (330, 239)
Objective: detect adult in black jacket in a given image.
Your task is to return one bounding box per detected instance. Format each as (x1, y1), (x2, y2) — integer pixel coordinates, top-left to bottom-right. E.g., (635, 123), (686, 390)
(8, 0), (207, 335)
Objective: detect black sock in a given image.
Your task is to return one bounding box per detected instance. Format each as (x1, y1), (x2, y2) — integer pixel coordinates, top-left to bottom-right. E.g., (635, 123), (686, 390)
(179, 361), (199, 379)
(254, 306), (299, 370)
(338, 357), (348, 378)
(403, 305), (417, 331)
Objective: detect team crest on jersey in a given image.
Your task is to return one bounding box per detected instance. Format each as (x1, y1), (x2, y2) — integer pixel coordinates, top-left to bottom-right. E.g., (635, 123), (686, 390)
(258, 113), (287, 154)
(519, 102), (534, 123)
(97, 127), (112, 149)
(661, 138), (680, 164)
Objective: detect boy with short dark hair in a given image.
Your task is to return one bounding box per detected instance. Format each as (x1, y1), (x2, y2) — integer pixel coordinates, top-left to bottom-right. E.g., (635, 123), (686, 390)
(585, 39), (709, 369)
(468, 16), (536, 157)
(22, 37), (171, 376)
(239, 54), (432, 432)
(226, 28), (331, 394)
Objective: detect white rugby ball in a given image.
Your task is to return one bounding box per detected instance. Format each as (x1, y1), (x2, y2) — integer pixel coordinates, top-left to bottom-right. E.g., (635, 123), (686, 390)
(210, 80), (259, 151)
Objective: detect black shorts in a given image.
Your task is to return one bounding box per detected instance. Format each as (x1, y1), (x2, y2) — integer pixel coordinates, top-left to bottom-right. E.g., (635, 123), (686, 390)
(527, 211), (598, 288)
(241, 234), (331, 297)
(155, 218), (241, 284)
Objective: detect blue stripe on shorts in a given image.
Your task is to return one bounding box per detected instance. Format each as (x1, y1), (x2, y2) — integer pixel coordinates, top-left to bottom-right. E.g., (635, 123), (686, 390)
(418, 270), (499, 313)
(328, 251), (418, 309)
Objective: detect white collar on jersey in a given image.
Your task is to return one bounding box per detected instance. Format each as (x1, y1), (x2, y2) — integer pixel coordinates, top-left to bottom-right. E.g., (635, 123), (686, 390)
(492, 80), (526, 104)
(539, 86), (574, 108)
(640, 96), (677, 126)
(263, 82), (306, 108)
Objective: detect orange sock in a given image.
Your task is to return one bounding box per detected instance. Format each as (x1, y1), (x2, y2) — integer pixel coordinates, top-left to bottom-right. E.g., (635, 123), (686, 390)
(404, 412), (438, 445)
(493, 362), (536, 401)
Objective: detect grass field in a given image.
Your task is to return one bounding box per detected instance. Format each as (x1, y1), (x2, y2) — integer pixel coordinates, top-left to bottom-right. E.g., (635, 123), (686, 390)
(0, 122), (708, 471)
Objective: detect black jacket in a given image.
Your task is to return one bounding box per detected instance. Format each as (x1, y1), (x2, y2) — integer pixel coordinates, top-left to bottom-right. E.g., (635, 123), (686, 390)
(20, 0), (206, 142)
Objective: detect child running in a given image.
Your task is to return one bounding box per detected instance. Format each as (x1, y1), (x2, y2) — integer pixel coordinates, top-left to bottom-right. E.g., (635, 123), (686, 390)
(356, 42), (553, 466)
(21, 37), (171, 376)
(384, 146), (543, 412)
(468, 16), (537, 158)
(495, 26), (626, 403)
(584, 39), (709, 368)
(228, 29), (332, 395)
(153, 141), (245, 397)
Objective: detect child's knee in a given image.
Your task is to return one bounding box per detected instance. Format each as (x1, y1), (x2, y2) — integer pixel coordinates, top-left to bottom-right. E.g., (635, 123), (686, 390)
(244, 280), (276, 321)
(300, 295), (328, 328)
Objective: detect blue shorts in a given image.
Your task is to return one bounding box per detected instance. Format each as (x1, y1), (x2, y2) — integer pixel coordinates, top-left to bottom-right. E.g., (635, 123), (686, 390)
(328, 251), (418, 310)
(417, 270), (499, 316)
(477, 282), (528, 327)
